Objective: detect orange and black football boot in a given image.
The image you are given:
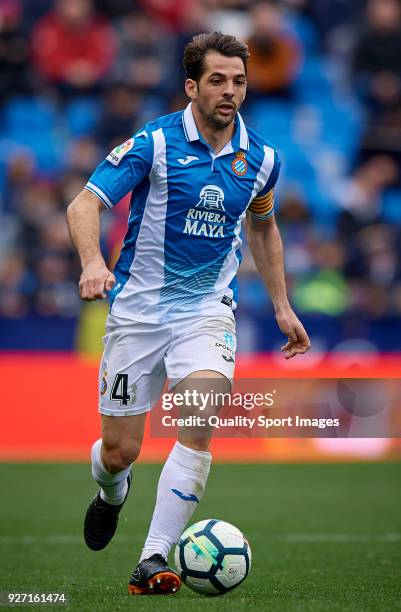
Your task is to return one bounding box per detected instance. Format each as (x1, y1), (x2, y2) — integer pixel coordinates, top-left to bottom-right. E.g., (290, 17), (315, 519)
(128, 554), (181, 595)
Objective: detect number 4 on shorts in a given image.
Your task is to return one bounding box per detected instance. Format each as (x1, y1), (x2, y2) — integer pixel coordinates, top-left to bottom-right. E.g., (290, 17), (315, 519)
(111, 373), (131, 405)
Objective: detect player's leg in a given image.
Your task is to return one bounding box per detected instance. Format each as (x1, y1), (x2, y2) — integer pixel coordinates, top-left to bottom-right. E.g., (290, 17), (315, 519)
(85, 413), (146, 551)
(128, 315), (235, 595)
(91, 413), (146, 503)
(129, 370), (229, 595)
(138, 315), (236, 564)
(85, 315), (169, 552)
(137, 371), (229, 561)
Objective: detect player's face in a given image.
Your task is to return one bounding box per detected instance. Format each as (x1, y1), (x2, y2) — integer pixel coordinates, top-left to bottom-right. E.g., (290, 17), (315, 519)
(187, 52), (247, 130)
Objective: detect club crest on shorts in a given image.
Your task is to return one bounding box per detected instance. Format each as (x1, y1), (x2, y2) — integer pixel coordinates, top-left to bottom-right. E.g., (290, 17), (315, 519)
(100, 371), (108, 395)
(224, 332), (236, 350)
(212, 331), (236, 363)
(232, 152), (248, 176)
(130, 383), (137, 405)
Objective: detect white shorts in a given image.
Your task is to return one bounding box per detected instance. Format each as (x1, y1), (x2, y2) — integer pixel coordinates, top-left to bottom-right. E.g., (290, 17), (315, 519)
(98, 313), (236, 416)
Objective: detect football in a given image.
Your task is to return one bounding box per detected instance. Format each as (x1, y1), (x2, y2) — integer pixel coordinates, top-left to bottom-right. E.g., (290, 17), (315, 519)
(174, 519), (251, 595)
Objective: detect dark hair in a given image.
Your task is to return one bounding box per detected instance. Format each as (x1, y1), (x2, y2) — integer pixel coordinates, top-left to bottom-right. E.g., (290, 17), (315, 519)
(183, 31), (250, 82)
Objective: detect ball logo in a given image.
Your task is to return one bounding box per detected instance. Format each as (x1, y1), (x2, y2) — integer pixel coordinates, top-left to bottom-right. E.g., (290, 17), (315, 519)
(232, 152), (248, 176)
(196, 185), (225, 212)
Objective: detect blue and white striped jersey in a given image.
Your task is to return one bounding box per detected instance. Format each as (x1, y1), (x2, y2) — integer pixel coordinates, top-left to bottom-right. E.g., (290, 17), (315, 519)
(85, 103), (280, 322)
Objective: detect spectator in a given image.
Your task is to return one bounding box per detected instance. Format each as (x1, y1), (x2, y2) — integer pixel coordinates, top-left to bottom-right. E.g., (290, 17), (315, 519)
(335, 155), (399, 241)
(5, 152), (37, 214)
(292, 240), (350, 315)
(112, 10), (176, 99)
(345, 224), (400, 316)
(246, 0), (302, 99)
(138, 0), (197, 32)
(97, 84), (142, 148)
(95, 0), (140, 19)
(392, 279), (401, 314)
(296, 0), (365, 52)
(346, 224), (400, 286)
(173, 1), (212, 85)
(352, 0), (401, 113)
(205, 0), (251, 8)
(17, 179), (61, 256)
(277, 192), (315, 277)
(360, 102), (401, 160)
(31, 0), (116, 96)
(206, 0), (252, 41)
(67, 137), (102, 176)
(39, 212), (75, 255)
(33, 251), (81, 317)
(0, 0), (31, 104)
(59, 172), (88, 209)
(19, 0), (53, 29)
(0, 252), (33, 318)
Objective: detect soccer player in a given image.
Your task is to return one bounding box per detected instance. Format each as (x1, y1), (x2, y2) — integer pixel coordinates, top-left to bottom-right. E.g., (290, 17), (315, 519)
(67, 31), (310, 596)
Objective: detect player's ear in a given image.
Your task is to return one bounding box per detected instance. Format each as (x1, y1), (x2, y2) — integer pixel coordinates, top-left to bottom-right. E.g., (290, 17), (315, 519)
(185, 79), (198, 100)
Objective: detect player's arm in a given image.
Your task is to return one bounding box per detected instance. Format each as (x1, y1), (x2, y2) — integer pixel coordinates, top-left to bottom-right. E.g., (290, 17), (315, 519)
(67, 130), (154, 301)
(67, 189), (115, 301)
(245, 205), (311, 359)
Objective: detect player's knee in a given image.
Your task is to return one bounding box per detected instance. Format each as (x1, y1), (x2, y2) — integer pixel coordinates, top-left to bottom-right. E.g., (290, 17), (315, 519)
(102, 441), (141, 473)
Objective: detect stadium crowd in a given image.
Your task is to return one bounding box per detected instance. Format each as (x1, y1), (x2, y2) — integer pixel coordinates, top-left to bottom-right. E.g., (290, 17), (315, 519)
(0, 0), (401, 349)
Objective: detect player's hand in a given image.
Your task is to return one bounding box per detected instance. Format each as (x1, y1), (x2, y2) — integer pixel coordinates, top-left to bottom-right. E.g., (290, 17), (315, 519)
(79, 259), (116, 301)
(275, 307), (311, 359)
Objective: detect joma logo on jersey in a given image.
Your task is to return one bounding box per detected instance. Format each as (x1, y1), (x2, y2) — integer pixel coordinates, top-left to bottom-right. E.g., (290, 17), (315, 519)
(196, 185), (225, 212)
(183, 185), (226, 238)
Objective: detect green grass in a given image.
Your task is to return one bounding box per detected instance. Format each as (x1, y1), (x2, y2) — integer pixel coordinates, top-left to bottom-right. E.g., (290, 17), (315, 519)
(0, 463), (400, 611)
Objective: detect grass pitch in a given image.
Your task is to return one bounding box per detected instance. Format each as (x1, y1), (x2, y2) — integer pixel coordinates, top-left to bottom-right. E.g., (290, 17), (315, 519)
(0, 462), (400, 611)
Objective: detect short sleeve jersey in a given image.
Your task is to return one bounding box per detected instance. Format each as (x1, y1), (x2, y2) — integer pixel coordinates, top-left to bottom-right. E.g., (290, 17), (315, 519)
(85, 103), (281, 323)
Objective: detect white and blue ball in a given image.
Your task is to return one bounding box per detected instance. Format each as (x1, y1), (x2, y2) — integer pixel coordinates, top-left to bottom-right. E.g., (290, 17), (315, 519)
(174, 519), (251, 596)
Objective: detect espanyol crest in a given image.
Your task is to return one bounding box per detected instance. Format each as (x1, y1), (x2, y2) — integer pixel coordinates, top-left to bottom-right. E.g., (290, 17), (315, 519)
(232, 151), (248, 176)
(196, 184), (225, 212)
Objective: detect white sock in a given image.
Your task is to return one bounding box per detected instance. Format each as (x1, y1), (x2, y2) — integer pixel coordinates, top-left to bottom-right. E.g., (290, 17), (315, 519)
(140, 441), (211, 562)
(91, 438), (132, 506)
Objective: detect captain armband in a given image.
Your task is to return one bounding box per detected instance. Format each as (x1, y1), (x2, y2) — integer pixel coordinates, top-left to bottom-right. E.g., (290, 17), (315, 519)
(248, 189), (275, 220)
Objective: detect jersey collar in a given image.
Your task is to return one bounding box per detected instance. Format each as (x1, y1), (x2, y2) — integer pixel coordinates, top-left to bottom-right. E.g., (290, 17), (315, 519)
(182, 103), (249, 151)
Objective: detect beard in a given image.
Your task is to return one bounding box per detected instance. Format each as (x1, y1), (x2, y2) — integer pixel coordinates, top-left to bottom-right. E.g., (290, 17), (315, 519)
(198, 101), (237, 130)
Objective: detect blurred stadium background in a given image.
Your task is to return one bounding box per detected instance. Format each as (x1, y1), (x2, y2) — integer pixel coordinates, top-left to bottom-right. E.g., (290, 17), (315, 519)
(0, 0), (401, 462)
